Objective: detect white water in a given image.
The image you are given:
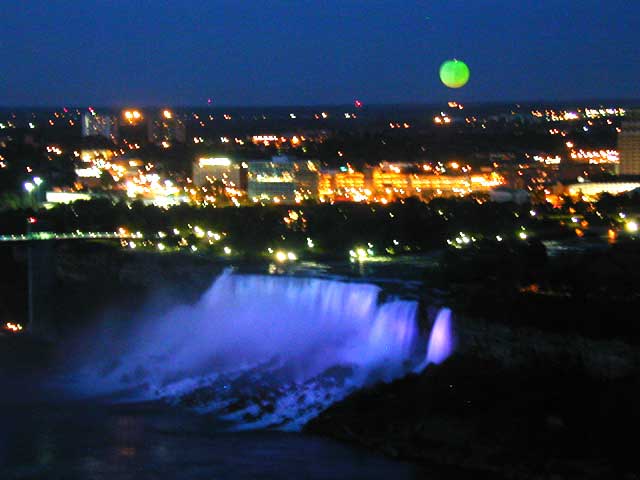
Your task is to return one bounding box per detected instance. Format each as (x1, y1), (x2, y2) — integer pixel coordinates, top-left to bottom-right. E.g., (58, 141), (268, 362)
(63, 270), (453, 430)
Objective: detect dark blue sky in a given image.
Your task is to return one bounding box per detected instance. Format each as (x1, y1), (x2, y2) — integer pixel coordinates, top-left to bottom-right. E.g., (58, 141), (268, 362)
(1, 1), (638, 106)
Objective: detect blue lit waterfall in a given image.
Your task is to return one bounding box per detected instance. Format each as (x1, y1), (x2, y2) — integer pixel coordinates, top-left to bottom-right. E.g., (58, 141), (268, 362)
(63, 270), (453, 430)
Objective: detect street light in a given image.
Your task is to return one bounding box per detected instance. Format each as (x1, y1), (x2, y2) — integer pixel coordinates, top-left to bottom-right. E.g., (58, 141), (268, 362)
(24, 181), (35, 193)
(33, 176), (43, 186)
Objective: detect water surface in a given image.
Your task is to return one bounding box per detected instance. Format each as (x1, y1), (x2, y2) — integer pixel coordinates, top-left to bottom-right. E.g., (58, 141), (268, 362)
(0, 403), (431, 480)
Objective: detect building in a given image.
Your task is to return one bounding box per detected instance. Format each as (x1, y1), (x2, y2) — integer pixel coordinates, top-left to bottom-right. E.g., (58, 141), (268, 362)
(119, 109), (148, 145)
(148, 109), (186, 146)
(371, 164), (410, 192)
(411, 174), (471, 195)
(247, 156), (296, 202)
(79, 149), (114, 165)
(318, 168), (367, 201)
(555, 178), (640, 201)
(489, 187), (530, 204)
(316, 162), (504, 202)
(292, 160), (320, 200)
(193, 157), (243, 189)
(81, 111), (117, 140)
(45, 191), (93, 205)
(619, 110), (640, 175)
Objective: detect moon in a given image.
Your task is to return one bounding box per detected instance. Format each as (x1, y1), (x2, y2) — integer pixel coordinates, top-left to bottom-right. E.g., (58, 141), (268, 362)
(439, 60), (470, 89)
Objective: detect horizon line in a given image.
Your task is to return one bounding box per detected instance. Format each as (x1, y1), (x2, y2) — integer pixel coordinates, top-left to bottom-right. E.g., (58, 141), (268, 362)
(1, 98), (639, 111)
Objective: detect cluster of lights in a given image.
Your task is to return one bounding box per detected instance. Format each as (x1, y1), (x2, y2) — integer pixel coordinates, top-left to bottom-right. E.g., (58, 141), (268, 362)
(250, 135), (306, 147)
(445, 229), (529, 247)
(3, 322), (23, 333)
(123, 110), (143, 123)
(46, 145), (63, 155)
(117, 225), (228, 254)
(446, 232), (476, 246)
(584, 108), (625, 119)
(74, 150), (181, 205)
(274, 250), (297, 262)
(570, 149), (618, 164)
(349, 244), (374, 262)
(125, 174), (180, 200)
(23, 176), (43, 192)
(319, 164), (503, 203)
(533, 155), (561, 165)
(531, 110), (579, 121)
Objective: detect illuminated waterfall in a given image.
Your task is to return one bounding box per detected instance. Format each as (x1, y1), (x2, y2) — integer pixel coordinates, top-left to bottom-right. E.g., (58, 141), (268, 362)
(64, 270), (453, 430)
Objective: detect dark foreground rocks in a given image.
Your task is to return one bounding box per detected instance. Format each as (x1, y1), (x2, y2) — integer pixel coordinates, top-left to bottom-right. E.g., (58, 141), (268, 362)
(306, 321), (640, 480)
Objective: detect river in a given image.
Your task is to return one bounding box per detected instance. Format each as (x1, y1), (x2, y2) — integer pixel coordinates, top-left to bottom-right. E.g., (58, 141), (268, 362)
(0, 402), (435, 480)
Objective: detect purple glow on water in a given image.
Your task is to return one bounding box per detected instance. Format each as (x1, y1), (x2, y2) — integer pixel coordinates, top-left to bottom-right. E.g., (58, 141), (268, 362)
(425, 308), (454, 365)
(62, 271), (453, 429)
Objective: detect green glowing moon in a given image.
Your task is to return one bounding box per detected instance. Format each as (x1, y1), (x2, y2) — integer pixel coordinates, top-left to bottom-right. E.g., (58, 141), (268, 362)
(439, 60), (470, 89)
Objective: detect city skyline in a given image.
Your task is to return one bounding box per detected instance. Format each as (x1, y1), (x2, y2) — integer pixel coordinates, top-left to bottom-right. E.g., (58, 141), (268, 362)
(1, 1), (638, 107)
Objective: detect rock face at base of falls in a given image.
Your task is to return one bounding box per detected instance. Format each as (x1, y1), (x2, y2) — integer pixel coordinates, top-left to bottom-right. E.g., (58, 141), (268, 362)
(305, 317), (640, 479)
(172, 364), (358, 431)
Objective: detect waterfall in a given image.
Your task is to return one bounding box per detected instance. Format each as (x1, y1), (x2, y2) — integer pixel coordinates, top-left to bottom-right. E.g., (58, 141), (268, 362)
(62, 270), (453, 430)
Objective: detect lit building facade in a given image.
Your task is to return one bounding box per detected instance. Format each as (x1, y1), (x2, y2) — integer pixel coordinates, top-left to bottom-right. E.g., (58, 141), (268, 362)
(318, 163), (503, 202)
(193, 157), (243, 188)
(292, 160), (320, 200)
(619, 110), (640, 175)
(558, 180), (640, 201)
(81, 111), (117, 140)
(247, 157), (296, 202)
(318, 168), (367, 201)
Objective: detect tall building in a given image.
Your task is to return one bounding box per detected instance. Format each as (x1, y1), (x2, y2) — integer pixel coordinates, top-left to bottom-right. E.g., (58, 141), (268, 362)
(119, 109), (148, 145)
(619, 110), (640, 175)
(81, 111), (117, 140)
(148, 109), (186, 146)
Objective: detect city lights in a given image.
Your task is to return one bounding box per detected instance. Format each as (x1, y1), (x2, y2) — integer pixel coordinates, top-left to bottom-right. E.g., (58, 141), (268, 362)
(3, 322), (23, 333)
(123, 109), (143, 123)
(199, 157), (232, 167)
(0, 7), (637, 472)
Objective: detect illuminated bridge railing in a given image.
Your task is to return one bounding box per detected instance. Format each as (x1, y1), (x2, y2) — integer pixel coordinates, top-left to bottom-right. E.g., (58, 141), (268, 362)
(0, 232), (137, 242)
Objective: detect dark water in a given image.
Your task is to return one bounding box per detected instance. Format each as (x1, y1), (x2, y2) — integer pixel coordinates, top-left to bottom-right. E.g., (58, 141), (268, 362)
(0, 403), (433, 480)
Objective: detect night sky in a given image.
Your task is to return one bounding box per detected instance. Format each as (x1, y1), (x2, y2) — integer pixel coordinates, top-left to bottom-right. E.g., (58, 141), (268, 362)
(1, 1), (638, 106)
